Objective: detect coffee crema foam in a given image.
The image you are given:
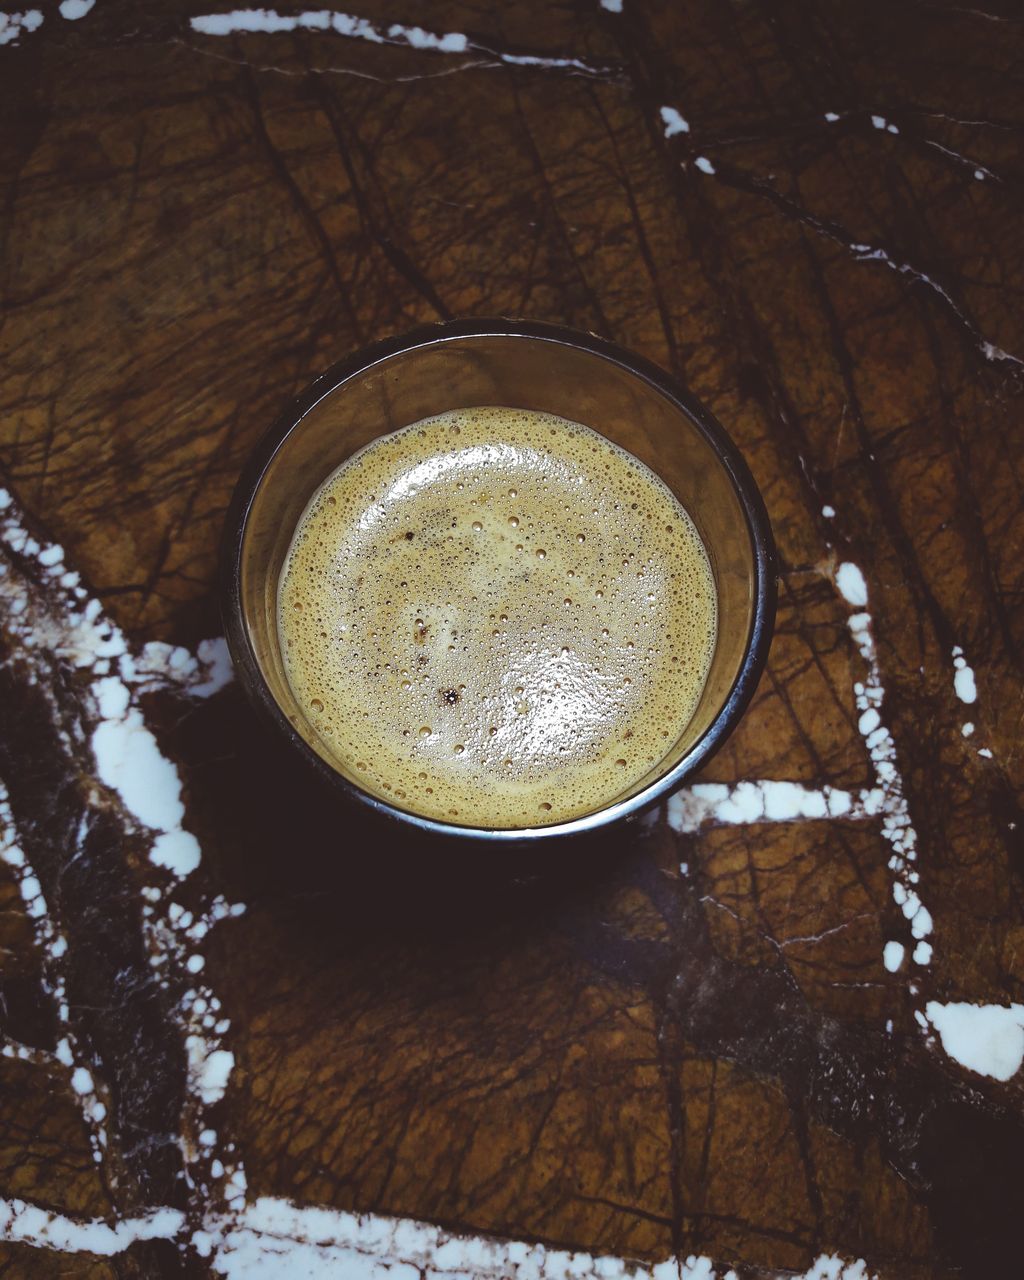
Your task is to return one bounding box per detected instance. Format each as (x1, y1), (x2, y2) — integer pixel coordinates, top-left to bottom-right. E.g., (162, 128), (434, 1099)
(278, 407), (717, 827)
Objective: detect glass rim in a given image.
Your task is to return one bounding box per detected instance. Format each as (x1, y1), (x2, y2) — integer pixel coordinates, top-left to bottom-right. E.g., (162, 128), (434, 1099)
(221, 318), (778, 843)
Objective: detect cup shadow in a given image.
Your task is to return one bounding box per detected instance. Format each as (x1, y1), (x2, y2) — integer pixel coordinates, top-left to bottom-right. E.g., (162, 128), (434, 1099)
(169, 688), (640, 948)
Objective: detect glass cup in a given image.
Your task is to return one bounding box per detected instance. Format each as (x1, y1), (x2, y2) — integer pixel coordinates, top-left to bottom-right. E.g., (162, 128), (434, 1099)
(222, 320), (776, 843)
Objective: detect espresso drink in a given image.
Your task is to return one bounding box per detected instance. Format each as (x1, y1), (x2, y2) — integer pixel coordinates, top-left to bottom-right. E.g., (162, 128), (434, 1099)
(279, 407), (716, 827)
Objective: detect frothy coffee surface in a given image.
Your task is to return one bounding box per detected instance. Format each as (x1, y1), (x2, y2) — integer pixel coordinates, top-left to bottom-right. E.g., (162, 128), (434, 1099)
(279, 407), (717, 827)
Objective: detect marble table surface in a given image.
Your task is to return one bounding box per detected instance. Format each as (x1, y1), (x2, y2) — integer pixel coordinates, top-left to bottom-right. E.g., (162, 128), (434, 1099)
(1, 1), (1023, 1276)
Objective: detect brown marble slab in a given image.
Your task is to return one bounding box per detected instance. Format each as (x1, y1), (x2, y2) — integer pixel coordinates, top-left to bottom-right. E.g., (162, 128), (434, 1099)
(1, 1), (1023, 1276)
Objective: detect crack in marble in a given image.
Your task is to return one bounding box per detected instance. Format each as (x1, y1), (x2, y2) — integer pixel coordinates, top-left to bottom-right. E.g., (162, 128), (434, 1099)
(173, 35), (507, 84)
(654, 105), (1021, 370)
(921, 138), (997, 182)
(914, 3), (1024, 23)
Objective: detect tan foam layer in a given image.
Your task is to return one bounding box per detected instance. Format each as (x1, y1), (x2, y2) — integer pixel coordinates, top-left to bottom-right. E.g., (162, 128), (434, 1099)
(278, 406), (717, 828)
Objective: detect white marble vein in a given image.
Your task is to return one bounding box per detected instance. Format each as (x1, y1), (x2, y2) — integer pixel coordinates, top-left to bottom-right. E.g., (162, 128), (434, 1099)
(834, 561), (934, 961)
(925, 1001), (1024, 1081)
(0, 487), (245, 1193)
(0, 8), (42, 45)
(0, 1191), (881, 1280)
(190, 8), (609, 74)
(0, 783), (109, 1157)
(0, 1200), (184, 1255)
(660, 106), (690, 137)
(844, 243), (1020, 367)
(667, 779), (882, 833)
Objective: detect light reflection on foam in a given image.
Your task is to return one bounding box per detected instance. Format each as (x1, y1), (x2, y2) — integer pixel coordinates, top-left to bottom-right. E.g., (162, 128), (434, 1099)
(358, 443), (541, 529)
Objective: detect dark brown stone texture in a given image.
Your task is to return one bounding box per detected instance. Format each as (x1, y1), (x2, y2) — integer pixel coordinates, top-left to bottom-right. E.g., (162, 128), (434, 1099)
(1, 1), (1022, 1277)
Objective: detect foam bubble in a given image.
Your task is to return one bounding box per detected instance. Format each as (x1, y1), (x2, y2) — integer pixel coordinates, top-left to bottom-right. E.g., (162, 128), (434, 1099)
(279, 407), (717, 827)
